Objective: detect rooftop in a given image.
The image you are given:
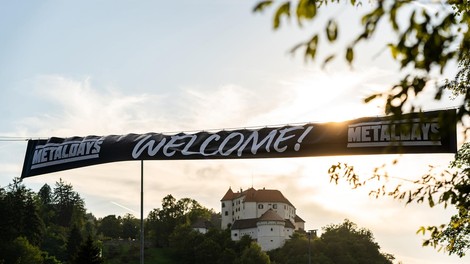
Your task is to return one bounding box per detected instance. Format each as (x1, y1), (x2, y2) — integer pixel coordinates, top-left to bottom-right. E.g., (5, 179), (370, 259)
(221, 187), (294, 207)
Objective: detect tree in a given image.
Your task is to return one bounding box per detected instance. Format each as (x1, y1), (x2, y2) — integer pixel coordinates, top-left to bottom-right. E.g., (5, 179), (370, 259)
(255, 0), (468, 118)
(121, 213), (139, 240)
(0, 178), (44, 247)
(97, 215), (121, 239)
(52, 179), (86, 228)
(38, 183), (53, 206)
(415, 142), (470, 256)
(74, 235), (104, 264)
(169, 225), (204, 263)
(0, 236), (59, 264)
(254, 0), (470, 256)
(235, 242), (271, 264)
(268, 232), (309, 264)
(66, 225), (83, 262)
(194, 238), (222, 264)
(146, 194), (211, 247)
(318, 219), (393, 264)
(3, 236), (45, 264)
(37, 184), (55, 227)
(269, 221), (393, 264)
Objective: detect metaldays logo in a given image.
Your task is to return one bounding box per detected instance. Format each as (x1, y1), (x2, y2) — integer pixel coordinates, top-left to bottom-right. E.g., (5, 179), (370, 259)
(347, 118), (441, 147)
(31, 139), (103, 169)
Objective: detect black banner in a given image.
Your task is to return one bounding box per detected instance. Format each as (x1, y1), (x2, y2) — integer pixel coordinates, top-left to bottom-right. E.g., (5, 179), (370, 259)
(21, 110), (457, 178)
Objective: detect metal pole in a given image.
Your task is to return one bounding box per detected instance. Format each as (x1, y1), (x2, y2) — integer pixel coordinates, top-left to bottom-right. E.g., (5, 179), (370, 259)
(140, 160), (144, 264)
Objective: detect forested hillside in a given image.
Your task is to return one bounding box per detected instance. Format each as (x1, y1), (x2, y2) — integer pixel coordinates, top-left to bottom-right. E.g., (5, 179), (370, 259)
(0, 178), (394, 263)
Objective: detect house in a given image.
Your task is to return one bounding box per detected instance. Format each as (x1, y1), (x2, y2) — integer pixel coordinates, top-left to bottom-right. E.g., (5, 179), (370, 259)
(191, 213), (222, 234)
(220, 187), (305, 251)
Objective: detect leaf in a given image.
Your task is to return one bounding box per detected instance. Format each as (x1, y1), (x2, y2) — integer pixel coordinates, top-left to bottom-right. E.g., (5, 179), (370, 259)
(305, 34), (319, 60)
(253, 1), (274, 13)
(274, 2), (291, 29)
(322, 54), (336, 68)
(326, 19), (338, 42)
(289, 42), (306, 55)
(416, 226), (426, 235)
(296, 0), (317, 25)
(388, 43), (399, 59)
(346, 46), (354, 64)
(364, 94), (378, 103)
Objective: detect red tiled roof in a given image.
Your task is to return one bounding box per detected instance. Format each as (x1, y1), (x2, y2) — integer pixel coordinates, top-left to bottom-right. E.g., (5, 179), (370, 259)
(294, 215), (305, 223)
(221, 187), (234, 201)
(221, 187), (256, 201)
(285, 219), (295, 229)
(258, 209), (285, 222)
(221, 187), (294, 208)
(243, 189), (294, 207)
(231, 218), (258, 229)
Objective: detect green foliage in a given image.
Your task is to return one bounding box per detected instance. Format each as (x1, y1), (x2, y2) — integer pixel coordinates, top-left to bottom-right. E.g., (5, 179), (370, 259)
(52, 179), (86, 228)
(235, 242), (271, 264)
(146, 194), (214, 247)
(255, 0), (470, 257)
(66, 225), (83, 262)
(0, 178), (45, 247)
(1, 236), (50, 264)
(97, 215), (122, 239)
(268, 232), (309, 264)
(319, 219), (393, 264)
(0, 178), (94, 262)
(329, 143), (470, 256)
(168, 224), (204, 263)
(121, 213), (139, 240)
(255, 0), (469, 119)
(269, 221), (393, 264)
(10, 236), (44, 264)
(74, 235), (103, 264)
(40, 225), (68, 261)
(0, 183), (397, 263)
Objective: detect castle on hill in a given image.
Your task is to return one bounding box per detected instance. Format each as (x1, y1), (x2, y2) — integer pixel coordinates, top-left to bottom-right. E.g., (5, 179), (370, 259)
(220, 187), (305, 251)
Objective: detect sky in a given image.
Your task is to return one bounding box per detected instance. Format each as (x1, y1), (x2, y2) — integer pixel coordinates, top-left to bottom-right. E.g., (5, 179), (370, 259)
(0, 1), (467, 263)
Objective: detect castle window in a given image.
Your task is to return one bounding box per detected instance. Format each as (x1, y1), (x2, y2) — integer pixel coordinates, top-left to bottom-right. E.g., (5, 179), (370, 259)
(258, 204), (264, 209)
(222, 202), (225, 208)
(273, 204), (277, 209)
(271, 228), (273, 231)
(225, 211), (228, 216)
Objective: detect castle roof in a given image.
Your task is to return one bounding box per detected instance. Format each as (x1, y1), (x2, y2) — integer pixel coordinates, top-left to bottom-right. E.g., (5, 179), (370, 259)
(294, 215), (305, 223)
(191, 218), (213, 229)
(258, 209), (284, 222)
(220, 187), (294, 207)
(231, 218), (258, 229)
(246, 188), (294, 207)
(221, 187), (235, 201)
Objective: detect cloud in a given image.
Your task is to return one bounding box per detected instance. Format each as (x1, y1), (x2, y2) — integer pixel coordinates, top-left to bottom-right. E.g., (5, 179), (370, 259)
(4, 70), (463, 264)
